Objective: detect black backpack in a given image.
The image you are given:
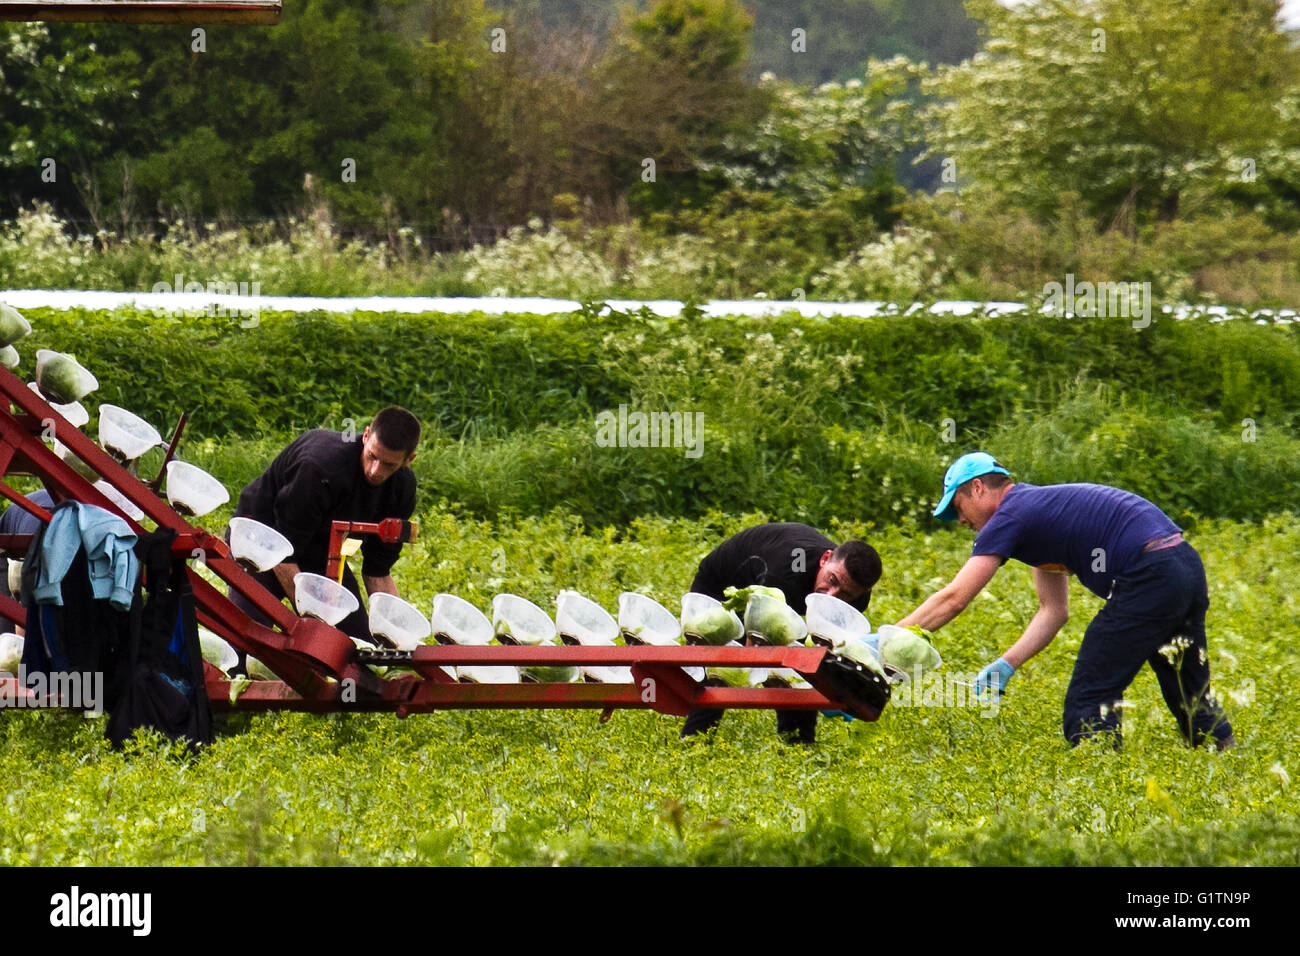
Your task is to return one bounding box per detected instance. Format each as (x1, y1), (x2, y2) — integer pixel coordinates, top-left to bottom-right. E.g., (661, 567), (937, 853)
(105, 528), (213, 751)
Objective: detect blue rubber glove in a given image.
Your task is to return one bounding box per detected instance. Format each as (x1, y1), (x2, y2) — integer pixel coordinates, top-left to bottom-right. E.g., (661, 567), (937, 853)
(974, 658), (1015, 698)
(820, 709), (856, 722)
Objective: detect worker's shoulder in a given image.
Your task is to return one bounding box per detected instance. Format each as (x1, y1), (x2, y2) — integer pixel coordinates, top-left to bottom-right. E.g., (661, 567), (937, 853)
(275, 429), (356, 467)
(0, 488), (53, 533)
(391, 462), (418, 498)
(286, 428), (349, 451)
(1014, 481), (1131, 496)
(1011, 481), (1149, 507)
(721, 521), (831, 551)
(730, 521), (820, 537)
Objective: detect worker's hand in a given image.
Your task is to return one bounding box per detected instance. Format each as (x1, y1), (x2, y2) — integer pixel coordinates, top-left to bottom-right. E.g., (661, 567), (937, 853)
(974, 657), (1015, 698)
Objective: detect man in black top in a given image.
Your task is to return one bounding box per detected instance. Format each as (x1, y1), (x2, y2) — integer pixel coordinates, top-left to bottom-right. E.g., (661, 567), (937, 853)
(230, 407), (419, 643)
(682, 522), (882, 744)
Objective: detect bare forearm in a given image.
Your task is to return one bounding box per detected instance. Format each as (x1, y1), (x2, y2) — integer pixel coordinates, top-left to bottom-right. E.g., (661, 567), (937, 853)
(898, 555), (1003, 632)
(273, 561), (302, 603)
(364, 574), (399, 598)
(1001, 607), (1067, 668)
(898, 588), (968, 632)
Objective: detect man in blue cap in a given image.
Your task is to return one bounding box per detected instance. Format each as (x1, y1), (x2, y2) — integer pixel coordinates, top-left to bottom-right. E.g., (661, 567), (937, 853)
(897, 452), (1235, 750)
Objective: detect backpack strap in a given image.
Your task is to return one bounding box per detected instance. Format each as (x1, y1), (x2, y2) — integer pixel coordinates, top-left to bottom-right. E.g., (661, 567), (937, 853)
(129, 528), (178, 670)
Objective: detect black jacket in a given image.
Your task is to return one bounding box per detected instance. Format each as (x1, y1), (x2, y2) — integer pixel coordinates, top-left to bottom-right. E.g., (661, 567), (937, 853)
(689, 522), (868, 615)
(235, 430), (415, 577)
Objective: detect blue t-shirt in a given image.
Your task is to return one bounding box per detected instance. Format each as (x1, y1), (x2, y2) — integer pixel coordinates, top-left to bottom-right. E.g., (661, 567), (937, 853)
(972, 483), (1179, 599)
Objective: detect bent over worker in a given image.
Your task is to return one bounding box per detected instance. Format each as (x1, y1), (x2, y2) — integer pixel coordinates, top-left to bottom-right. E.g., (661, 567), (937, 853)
(683, 522), (882, 744)
(230, 407), (419, 645)
(898, 452), (1234, 750)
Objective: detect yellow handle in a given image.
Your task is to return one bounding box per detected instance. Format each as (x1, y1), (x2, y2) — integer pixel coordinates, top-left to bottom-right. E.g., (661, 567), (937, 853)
(336, 536), (362, 584)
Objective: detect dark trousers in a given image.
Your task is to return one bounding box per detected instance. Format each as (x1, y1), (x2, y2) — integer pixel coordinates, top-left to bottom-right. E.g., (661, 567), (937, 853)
(1064, 543), (1232, 747)
(681, 677), (818, 743)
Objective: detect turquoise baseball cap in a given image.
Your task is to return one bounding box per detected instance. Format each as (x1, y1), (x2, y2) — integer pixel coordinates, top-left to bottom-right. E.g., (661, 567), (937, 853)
(933, 452), (1010, 521)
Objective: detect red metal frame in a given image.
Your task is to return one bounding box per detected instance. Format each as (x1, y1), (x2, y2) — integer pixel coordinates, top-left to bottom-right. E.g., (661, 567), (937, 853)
(0, 364), (890, 722)
(324, 517), (417, 583)
(0, 1), (282, 25)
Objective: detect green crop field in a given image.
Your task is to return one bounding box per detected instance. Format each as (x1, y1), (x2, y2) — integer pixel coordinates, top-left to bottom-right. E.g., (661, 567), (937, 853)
(2, 511), (1296, 866)
(2, 305), (1298, 867)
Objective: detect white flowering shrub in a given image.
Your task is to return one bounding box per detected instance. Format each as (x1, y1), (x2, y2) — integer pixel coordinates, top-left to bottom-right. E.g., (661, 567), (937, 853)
(811, 227), (948, 302)
(601, 227), (727, 299)
(0, 204), (421, 295)
(0, 203), (120, 288)
(463, 219), (616, 298)
(698, 58), (926, 204)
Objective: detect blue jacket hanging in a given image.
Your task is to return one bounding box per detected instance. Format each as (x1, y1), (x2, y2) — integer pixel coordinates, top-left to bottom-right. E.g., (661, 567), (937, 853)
(32, 501), (138, 611)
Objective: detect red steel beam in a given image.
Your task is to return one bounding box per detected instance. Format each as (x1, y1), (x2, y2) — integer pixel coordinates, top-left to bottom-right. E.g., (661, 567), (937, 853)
(404, 644), (830, 668)
(0, 592), (22, 625)
(324, 518), (416, 582)
(204, 674), (848, 717)
(0, 1), (282, 25)
(205, 642), (888, 720)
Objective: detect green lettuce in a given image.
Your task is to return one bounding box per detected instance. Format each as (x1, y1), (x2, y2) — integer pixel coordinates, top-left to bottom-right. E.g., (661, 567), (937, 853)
(0, 633), (22, 675)
(245, 656), (278, 681)
(0, 303), (30, 348)
(743, 593), (805, 646)
(879, 627), (941, 671)
(834, 638), (885, 676)
(521, 665), (577, 683)
(722, 584), (784, 615)
(37, 352), (96, 404)
(686, 606), (743, 646)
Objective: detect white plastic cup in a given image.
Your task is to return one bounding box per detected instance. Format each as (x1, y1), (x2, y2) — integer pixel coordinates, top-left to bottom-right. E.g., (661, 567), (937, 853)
(368, 592), (432, 650)
(227, 516), (293, 572)
(165, 460), (230, 518)
(431, 594), (494, 645)
(98, 404), (164, 461)
(618, 591), (682, 645)
(491, 593), (557, 645)
(293, 572), (360, 626)
(555, 589), (618, 645)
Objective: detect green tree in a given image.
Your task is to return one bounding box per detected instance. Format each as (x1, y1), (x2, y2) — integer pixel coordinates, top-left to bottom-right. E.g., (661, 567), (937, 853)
(1219, 84), (1300, 231)
(0, 23), (140, 220)
(117, 0), (452, 226)
(926, 0), (1300, 224)
(6, 1), (493, 232)
(587, 0), (763, 213)
(746, 0), (978, 83)
(696, 56), (926, 204)
(442, 9), (612, 223)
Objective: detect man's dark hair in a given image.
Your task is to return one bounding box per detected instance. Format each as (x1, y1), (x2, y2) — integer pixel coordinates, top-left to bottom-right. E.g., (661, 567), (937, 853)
(833, 540), (882, 594)
(958, 471), (1011, 497)
(371, 406), (421, 455)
